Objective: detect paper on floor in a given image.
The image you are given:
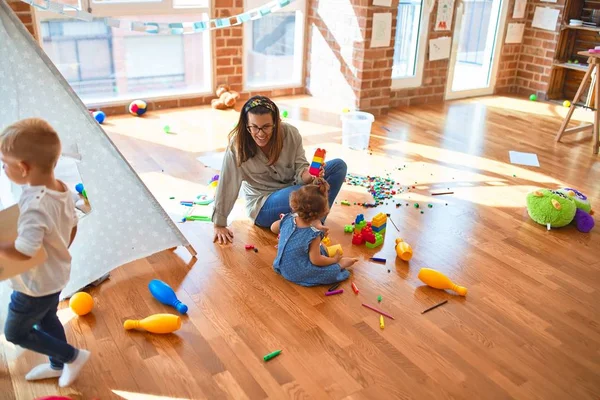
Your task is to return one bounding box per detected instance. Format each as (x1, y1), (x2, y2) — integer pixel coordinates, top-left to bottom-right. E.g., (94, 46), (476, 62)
(509, 151), (540, 167)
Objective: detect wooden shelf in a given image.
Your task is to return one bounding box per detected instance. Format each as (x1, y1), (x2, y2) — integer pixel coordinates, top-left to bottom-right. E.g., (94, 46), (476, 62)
(553, 62), (589, 71)
(561, 24), (600, 33)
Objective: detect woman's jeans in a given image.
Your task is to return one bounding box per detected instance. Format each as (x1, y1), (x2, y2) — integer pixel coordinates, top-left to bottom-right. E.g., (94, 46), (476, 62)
(254, 158), (347, 228)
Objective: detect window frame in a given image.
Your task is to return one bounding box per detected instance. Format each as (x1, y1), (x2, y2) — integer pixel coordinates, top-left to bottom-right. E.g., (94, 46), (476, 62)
(32, 0), (213, 107)
(242, 0), (306, 91)
(391, 0), (430, 90)
(84, 0), (209, 17)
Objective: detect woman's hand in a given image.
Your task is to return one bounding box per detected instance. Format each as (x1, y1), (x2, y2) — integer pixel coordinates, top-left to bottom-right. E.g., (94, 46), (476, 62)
(213, 225), (234, 244)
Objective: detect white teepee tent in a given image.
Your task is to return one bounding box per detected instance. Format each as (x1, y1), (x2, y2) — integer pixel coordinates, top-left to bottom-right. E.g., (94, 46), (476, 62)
(0, 0), (195, 310)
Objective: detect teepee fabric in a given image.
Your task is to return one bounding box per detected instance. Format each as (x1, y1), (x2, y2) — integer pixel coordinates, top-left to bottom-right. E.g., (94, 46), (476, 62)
(0, 1), (190, 307)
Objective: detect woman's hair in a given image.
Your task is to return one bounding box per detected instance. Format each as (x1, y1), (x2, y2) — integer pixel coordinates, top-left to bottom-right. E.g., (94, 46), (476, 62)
(290, 179), (330, 222)
(0, 118), (61, 171)
(228, 96), (283, 166)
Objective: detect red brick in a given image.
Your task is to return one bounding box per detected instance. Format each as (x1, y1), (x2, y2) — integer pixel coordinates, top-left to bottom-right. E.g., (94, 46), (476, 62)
(227, 38), (243, 47)
(217, 66), (235, 75)
(9, 1), (31, 12)
(526, 64), (544, 73)
(216, 57), (231, 66)
(216, 48), (238, 57)
(535, 31), (556, 41)
(517, 70), (534, 80)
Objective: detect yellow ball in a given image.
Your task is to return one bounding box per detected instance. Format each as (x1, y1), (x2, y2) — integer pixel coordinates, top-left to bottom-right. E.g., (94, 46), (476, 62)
(342, 108), (350, 113)
(563, 100), (571, 108)
(69, 292), (94, 316)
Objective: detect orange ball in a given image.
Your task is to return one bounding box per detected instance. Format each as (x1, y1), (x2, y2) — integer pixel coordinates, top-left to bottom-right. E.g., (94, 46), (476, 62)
(69, 292), (93, 316)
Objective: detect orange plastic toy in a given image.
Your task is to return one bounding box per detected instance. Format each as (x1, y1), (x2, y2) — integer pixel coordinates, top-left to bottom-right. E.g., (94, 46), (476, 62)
(395, 238), (413, 261)
(124, 313), (181, 334)
(69, 292), (93, 316)
(417, 268), (467, 296)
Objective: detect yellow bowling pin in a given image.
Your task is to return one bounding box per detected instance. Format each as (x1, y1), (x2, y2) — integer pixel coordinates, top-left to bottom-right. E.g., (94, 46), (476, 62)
(395, 238), (413, 261)
(123, 313), (181, 334)
(417, 268), (467, 296)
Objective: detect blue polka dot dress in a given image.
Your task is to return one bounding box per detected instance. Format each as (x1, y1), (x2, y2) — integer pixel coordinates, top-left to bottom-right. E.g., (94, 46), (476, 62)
(273, 213), (350, 287)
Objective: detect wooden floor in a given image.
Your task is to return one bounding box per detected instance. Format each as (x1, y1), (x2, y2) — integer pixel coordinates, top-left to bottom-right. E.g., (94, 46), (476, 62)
(2, 96), (599, 399)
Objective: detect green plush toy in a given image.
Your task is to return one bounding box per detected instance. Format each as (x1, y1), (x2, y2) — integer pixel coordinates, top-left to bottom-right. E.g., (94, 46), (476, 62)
(526, 189), (576, 230)
(556, 188), (592, 213)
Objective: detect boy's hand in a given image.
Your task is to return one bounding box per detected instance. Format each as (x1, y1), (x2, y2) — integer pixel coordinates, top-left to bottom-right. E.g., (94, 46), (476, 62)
(0, 242), (32, 261)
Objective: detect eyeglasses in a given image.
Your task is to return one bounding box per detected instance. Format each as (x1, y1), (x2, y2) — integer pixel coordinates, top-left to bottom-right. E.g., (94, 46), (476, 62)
(247, 124), (274, 134)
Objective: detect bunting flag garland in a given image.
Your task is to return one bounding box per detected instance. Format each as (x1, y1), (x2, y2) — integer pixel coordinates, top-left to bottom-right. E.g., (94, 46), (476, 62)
(18, 0), (294, 35)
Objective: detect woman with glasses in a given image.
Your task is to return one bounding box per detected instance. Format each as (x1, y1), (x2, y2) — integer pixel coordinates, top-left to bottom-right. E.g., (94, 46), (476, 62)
(212, 96), (347, 244)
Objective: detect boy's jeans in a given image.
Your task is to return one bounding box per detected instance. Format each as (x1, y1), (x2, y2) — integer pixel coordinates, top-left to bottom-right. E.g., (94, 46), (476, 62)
(5, 291), (77, 370)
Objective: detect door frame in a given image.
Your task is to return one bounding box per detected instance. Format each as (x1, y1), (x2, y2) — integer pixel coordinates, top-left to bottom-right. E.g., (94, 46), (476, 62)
(445, 0), (510, 100)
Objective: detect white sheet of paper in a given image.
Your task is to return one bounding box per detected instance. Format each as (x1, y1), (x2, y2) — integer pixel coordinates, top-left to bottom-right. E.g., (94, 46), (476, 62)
(505, 23), (525, 43)
(197, 152), (225, 171)
(429, 37), (452, 61)
(512, 0), (526, 18)
(373, 0), (392, 6)
(509, 151), (540, 167)
(532, 7), (559, 31)
(370, 12), (392, 48)
(435, 0), (454, 31)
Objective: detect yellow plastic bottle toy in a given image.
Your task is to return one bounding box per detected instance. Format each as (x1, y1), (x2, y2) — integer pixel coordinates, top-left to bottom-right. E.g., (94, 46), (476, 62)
(417, 268), (467, 296)
(123, 313), (181, 334)
(395, 238), (413, 261)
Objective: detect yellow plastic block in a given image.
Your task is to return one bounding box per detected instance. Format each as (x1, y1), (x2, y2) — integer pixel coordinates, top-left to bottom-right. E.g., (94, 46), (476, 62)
(326, 244), (343, 257)
(371, 212), (387, 228)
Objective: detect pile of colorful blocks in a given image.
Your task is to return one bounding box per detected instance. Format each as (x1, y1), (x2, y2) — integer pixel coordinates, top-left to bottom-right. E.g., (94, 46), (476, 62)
(350, 213), (386, 248)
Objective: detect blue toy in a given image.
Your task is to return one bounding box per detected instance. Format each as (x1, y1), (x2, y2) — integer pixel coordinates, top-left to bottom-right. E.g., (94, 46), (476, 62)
(148, 279), (188, 314)
(93, 111), (106, 124)
(75, 183), (84, 194)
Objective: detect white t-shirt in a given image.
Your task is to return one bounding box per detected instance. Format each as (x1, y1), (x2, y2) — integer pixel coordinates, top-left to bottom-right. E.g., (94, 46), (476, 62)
(8, 182), (78, 297)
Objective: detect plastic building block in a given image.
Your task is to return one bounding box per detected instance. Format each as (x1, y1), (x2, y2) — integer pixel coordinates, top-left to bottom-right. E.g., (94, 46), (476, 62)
(352, 232), (365, 245)
(326, 244), (343, 257)
(341, 200), (351, 206)
(372, 223), (386, 234)
(371, 212), (387, 228)
(344, 225), (354, 233)
(321, 236), (331, 246)
(355, 214), (364, 225)
(309, 148), (326, 176)
(365, 233), (383, 249)
(355, 220), (367, 232)
(362, 226), (376, 244)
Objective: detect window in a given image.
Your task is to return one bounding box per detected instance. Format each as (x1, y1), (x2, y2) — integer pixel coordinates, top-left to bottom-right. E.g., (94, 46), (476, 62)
(244, 0), (305, 89)
(392, 0), (429, 89)
(35, 0), (211, 105)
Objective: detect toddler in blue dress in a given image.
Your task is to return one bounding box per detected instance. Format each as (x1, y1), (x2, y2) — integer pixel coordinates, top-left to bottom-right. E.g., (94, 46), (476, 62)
(271, 180), (357, 286)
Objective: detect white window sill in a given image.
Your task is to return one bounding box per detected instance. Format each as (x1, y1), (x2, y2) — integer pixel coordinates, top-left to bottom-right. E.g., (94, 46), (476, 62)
(391, 76), (423, 90)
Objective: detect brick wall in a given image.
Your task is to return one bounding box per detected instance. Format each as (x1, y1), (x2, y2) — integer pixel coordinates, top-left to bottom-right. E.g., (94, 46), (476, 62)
(306, 0), (463, 113)
(495, 0), (524, 94)
(7, 0), (36, 37)
(5, 0), (305, 115)
(515, 0), (564, 97)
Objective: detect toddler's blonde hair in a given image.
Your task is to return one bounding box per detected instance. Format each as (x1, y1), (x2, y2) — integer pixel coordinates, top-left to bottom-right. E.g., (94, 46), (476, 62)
(0, 118), (61, 171)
